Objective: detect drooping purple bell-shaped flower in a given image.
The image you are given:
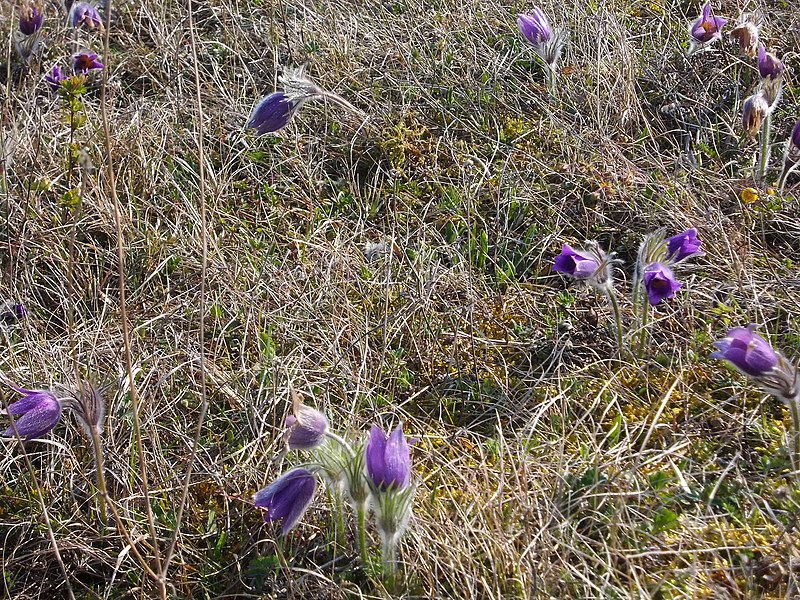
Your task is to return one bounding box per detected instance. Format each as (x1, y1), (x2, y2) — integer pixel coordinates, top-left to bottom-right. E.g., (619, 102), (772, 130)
(665, 229), (702, 263)
(253, 468), (317, 534)
(283, 396), (328, 451)
(2, 387), (62, 440)
(19, 1), (44, 35)
(366, 424), (411, 491)
(552, 244), (599, 280)
(246, 92), (297, 135)
(711, 325), (777, 378)
(757, 45), (783, 81)
(642, 262), (681, 305)
(69, 2), (102, 30)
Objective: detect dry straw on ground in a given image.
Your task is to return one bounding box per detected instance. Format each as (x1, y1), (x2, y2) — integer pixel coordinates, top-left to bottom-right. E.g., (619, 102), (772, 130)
(1, 0), (800, 597)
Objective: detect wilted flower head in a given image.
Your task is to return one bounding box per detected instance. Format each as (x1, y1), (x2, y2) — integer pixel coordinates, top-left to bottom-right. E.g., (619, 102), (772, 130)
(517, 8), (552, 46)
(2, 387), (61, 440)
(689, 2), (726, 44)
(283, 388), (328, 451)
(711, 325), (798, 399)
(44, 65), (66, 90)
(728, 18), (758, 57)
(253, 468), (316, 534)
(366, 424), (411, 491)
(69, 2), (102, 30)
(72, 50), (103, 73)
(642, 262), (681, 305)
(742, 93), (769, 136)
(246, 92), (297, 135)
(70, 381), (105, 436)
(666, 229), (702, 262)
(19, 1), (44, 36)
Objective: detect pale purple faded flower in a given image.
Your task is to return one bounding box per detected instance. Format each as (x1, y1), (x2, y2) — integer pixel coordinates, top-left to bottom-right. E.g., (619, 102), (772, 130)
(44, 65), (66, 90)
(72, 51), (103, 73)
(757, 45), (783, 81)
(689, 2), (726, 44)
(246, 92), (296, 135)
(366, 424), (411, 491)
(283, 391), (328, 451)
(69, 2), (102, 30)
(642, 262), (681, 305)
(552, 244), (599, 279)
(517, 8), (552, 46)
(2, 388), (61, 440)
(742, 93), (769, 137)
(19, 1), (44, 35)
(666, 229), (702, 262)
(253, 468), (316, 534)
(711, 325), (777, 377)
(729, 18), (758, 57)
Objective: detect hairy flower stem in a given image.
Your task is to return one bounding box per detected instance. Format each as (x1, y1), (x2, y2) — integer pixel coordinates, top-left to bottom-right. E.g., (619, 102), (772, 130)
(789, 394), (800, 483)
(546, 65), (556, 99)
(778, 160), (799, 194)
(381, 537), (397, 590)
(758, 112), (772, 185)
(636, 296), (650, 357)
(89, 424), (108, 523)
(335, 489), (346, 547)
(357, 503), (369, 567)
(603, 287), (624, 356)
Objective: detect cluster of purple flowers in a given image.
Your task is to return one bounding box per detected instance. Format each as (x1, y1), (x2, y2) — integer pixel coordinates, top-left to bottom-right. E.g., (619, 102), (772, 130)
(252, 393), (414, 577)
(552, 229), (702, 354)
(20, 1), (106, 92)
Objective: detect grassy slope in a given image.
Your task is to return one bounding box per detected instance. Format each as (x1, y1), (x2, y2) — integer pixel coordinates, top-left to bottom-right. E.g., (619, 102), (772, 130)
(1, 0), (800, 597)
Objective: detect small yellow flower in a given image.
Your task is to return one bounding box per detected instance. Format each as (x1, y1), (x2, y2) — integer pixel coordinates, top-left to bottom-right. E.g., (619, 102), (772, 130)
(741, 187), (759, 203)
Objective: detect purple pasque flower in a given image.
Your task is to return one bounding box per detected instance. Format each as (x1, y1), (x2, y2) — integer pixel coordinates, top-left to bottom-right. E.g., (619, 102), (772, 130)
(642, 262), (681, 305)
(665, 229), (702, 262)
(757, 45), (783, 81)
(44, 65), (66, 90)
(366, 423), (411, 491)
(253, 468), (316, 534)
(711, 325), (777, 377)
(517, 8), (552, 46)
(283, 394), (328, 451)
(2, 387), (61, 440)
(552, 244), (600, 280)
(19, 1), (44, 36)
(689, 2), (726, 45)
(742, 93), (769, 137)
(69, 2), (102, 30)
(72, 51), (103, 73)
(246, 92), (297, 135)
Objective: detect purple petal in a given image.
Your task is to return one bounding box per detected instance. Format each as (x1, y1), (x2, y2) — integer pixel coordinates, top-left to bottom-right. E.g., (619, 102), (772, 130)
(365, 424), (388, 487)
(383, 424), (411, 490)
(253, 468), (316, 534)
